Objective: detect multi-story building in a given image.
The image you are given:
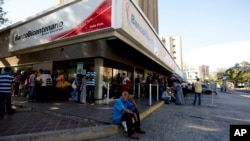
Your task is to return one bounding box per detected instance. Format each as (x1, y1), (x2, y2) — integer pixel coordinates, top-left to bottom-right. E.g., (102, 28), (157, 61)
(136, 0), (159, 33)
(199, 65), (209, 81)
(55, 0), (66, 5)
(185, 65), (200, 82)
(161, 36), (183, 70)
(0, 0), (183, 102)
(184, 64), (210, 83)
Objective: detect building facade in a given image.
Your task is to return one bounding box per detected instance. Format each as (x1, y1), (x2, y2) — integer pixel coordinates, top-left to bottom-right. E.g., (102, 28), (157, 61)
(137, 0), (159, 33)
(199, 65), (209, 81)
(0, 0), (182, 102)
(56, 0), (159, 33)
(185, 65), (200, 83)
(162, 36), (183, 71)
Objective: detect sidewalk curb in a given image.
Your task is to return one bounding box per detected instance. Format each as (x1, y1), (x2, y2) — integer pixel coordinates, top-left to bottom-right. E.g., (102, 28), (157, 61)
(0, 125), (119, 141)
(140, 101), (164, 120)
(1, 101), (164, 141)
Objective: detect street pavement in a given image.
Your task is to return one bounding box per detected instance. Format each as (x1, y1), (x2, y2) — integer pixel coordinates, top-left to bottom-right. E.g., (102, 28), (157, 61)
(92, 91), (250, 141)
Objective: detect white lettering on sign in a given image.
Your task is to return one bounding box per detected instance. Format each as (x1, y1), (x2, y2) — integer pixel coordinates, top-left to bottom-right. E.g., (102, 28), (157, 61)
(234, 129), (247, 136)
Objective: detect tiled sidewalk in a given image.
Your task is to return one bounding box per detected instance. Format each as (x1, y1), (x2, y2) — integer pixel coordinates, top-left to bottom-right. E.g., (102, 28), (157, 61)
(0, 96), (161, 138)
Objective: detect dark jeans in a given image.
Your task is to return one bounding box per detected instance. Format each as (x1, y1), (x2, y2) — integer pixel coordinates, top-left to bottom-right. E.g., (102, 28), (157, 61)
(86, 85), (95, 104)
(193, 93), (201, 105)
(28, 86), (36, 101)
(0, 93), (13, 117)
(56, 87), (71, 101)
(121, 108), (141, 136)
(14, 82), (20, 95)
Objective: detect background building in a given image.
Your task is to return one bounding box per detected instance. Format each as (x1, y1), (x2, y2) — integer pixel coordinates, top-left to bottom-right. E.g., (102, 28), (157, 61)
(199, 65), (209, 82)
(55, 0), (65, 5)
(137, 0), (158, 33)
(184, 65), (200, 82)
(162, 36), (183, 70)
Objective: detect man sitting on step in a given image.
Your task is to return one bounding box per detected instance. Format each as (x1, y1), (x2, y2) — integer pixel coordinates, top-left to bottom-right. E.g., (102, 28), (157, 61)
(112, 91), (145, 140)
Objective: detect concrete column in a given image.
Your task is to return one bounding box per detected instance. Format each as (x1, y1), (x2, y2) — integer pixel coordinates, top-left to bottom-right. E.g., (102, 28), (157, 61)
(94, 58), (104, 100)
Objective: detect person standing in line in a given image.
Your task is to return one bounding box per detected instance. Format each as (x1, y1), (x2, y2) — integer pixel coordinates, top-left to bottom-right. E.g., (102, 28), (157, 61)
(86, 66), (96, 105)
(71, 74), (82, 103)
(112, 91), (145, 140)
(172, 79), (184, 105)
(122, 72), (131, 94)
(36, 70), (52, 102)
(28, 70), (37, 102)
(0, 67), (15, 119)
(80, 75), (87, 104)
(134, 75), (140, 97)
(13, 70), (21, 96)
(192, 78), (202, 105)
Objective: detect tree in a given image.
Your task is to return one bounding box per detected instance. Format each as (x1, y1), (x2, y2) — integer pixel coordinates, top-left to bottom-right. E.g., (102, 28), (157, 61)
(0, 0), (11, 28)
(224, 61), (250, 87)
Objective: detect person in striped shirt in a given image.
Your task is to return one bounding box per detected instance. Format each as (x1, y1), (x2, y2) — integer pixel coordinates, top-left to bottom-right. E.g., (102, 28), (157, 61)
(0, 66), (15, 118)
(86, 66), (96, 105)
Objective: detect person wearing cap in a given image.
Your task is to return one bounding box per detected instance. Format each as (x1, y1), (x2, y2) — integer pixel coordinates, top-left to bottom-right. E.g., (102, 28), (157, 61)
(0, 66), (15, 118)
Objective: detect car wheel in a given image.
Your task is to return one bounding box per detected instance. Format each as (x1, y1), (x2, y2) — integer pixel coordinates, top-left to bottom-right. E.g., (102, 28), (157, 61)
(205, 91), (212, 94)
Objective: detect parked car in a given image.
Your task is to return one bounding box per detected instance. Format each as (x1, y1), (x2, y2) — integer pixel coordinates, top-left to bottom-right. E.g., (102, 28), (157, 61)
(202, 84), (212, 94)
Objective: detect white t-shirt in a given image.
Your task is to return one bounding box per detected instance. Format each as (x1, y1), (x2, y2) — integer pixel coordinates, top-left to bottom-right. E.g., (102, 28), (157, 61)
(161, 91), (171, 99)
(36, 74), (52, 86)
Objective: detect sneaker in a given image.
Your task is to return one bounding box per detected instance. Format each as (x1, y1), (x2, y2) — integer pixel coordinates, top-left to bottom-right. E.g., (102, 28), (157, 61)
(128, 134), (140, 140)
(90, 103), (95, 106)
(135, 130), (146, 134)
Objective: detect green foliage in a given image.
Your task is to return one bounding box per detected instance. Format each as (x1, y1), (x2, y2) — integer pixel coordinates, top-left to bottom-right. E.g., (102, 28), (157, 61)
(217, 61), (250, 87)
(0, 0), (11, 28)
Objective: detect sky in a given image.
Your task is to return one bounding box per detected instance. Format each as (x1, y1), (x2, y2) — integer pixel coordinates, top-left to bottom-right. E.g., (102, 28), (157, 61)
(2, 0), (250, 72)
(158, 0), (250, 72)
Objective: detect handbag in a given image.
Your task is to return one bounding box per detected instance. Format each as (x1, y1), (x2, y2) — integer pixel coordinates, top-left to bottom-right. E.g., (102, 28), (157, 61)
(71, 80), (77, 89)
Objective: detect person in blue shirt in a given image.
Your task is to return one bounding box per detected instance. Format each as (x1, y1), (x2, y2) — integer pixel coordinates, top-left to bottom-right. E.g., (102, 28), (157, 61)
(112, 91), (145, 140)
(0, 66), (15, 118)
(86, 66), (96, 105)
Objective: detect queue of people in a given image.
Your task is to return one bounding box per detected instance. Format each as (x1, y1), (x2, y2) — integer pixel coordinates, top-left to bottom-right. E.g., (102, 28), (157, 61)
(0, 64), (97, 106)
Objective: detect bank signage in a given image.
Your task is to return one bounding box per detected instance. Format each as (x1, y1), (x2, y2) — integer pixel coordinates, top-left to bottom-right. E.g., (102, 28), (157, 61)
(120, 0), (175, 71)
(9, 0), (112, 52)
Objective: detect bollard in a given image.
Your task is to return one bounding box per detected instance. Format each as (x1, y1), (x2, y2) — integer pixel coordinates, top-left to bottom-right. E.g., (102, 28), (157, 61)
(208, 83), (216, 107)
(149, 84), (152, 106)
(106, 83), (110, 104)
(156, 84), (159, 101)
(138, 83), (140, 98)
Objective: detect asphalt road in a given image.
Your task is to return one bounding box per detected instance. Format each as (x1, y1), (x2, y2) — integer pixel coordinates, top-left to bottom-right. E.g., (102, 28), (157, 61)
(234, 88), (250, 94)
(91, 91), (250, 141)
